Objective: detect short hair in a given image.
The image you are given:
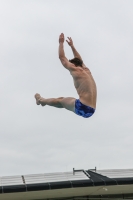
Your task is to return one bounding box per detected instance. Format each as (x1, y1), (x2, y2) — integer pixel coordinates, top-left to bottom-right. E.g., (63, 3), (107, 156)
(69, 57), (83, 67)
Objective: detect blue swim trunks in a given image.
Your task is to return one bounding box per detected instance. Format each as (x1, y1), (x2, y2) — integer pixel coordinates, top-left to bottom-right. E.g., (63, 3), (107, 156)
(75, 99), (95, 118)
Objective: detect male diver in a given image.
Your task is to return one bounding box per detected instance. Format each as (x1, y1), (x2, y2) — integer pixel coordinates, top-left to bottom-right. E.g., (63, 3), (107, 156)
(35, 33), (97, 118)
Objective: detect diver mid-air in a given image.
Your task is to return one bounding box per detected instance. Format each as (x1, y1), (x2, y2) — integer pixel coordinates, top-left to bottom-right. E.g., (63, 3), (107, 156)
(35, 33), (97, 118)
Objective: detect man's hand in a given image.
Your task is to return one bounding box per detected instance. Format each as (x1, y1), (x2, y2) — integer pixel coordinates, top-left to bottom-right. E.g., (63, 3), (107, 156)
(59, 33), (65, 43)
(66, 37), (74, 47)
(66, 36), (82, 61)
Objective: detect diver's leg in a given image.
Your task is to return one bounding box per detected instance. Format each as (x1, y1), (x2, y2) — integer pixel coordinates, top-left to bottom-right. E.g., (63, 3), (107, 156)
(60, 97), (76, 112)
(35, 93), (75, 112)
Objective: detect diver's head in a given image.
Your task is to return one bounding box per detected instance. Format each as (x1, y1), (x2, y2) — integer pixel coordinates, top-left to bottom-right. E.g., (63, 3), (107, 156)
(69, 57), (83, 67)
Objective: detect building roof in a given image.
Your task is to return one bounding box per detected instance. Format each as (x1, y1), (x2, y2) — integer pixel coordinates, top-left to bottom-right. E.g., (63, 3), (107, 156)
(0, 168), (133, 200)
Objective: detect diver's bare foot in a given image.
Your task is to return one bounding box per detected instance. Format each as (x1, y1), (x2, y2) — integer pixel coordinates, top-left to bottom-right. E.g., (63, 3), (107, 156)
(35, 93), (41, 105)
(39, 97), (47, 106)
(34, 93), (46, 106)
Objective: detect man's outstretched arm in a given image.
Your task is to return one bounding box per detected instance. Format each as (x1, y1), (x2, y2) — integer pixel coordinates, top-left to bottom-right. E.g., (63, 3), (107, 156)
(66, 37), (83, 61)
(59, 42), (65, 59)
(59, 33), (75, 71)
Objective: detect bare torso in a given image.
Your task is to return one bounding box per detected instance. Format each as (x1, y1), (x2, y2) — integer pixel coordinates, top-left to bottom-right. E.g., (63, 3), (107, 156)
(70, 65), (97, 109)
